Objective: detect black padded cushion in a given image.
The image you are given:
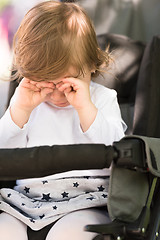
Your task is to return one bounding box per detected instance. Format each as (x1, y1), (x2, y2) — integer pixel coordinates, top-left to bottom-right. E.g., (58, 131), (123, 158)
(95, 33), (145, 104)
(133, 35), (160, 137)
(0, 144), (113, 180)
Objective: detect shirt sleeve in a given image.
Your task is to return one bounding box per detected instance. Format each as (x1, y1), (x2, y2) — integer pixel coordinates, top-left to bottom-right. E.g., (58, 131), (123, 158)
(0, 107), (28, 148)
(79, 88), (127, 146)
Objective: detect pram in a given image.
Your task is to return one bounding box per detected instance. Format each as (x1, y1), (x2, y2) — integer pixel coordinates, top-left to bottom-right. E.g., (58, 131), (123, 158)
(0, 33), (160, 240)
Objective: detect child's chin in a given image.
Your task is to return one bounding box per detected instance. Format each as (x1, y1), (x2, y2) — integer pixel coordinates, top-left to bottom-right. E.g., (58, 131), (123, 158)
(48, 101), (70, 107)
(55, 102), (70, 107)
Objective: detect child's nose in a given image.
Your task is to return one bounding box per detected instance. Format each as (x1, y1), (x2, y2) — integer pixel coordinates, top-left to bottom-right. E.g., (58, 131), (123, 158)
(52, 88), (65, 99)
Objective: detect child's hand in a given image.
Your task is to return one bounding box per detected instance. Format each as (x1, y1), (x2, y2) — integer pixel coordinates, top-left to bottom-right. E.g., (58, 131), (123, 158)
(10, 78), (54, 128)
(13, 78), (55, 111)
(57, 77), (98, 132)
(56, 77), (92, 110)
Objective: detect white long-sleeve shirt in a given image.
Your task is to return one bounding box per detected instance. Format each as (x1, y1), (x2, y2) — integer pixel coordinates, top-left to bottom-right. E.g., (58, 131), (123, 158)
(0, 81), (126, 148)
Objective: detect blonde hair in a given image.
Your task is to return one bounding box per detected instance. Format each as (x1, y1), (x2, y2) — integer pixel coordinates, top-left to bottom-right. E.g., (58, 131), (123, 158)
(12, 1), (111, 81)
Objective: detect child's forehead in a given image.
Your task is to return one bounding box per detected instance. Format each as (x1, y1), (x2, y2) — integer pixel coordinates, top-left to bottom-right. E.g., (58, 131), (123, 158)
(49, 66), (82, 82)
(50, 72), (78, 84)
(32, 66), (78, 82)
(64, 66), (79, 77)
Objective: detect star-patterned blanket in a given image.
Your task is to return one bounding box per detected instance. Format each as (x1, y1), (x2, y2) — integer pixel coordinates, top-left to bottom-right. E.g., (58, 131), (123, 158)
(0, 175), (109, 230)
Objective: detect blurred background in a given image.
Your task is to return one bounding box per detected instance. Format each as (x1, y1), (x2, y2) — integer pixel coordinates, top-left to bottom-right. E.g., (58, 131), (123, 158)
(0, 0), (160, 118)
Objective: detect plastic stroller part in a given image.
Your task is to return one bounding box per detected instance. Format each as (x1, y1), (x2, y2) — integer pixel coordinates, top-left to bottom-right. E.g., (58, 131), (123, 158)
(113, 138), (147, 170)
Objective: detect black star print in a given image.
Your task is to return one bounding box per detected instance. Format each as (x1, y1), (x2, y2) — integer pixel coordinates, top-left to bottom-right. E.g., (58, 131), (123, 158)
(7, 193), (11, 198)
(61, 191), (69, 198)
(86, 196), (95, 201)
(53, 205), (57, 210)
(22, 203), (25, 206)
(98, 185), (105, 192)
(29, 218), (35, 223)
(39, 214), (45, 219)
(24, 187), (30, 194)
(84, 176), (89, 179)
(42, 193), (52, 201)
(102, 194), (108, 198)
(73, 182), (79, 188)
(42, 181), (48, 184)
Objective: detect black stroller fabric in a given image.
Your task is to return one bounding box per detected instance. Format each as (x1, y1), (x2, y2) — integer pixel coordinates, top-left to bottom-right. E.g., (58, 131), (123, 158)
(133, 36), (160, 137)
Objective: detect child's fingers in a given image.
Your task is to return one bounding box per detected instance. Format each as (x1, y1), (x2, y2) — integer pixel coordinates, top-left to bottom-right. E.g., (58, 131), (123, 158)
(62, 77), (80, 85)
(63, 86), (73, 94)
(62, 78), (84, 91)
(40, 87), (54, 98)
(20, 78), (40, 91)
(21, 82), (40, 92)
(54, 81), (63, 88)
(35, 81), (55, 89)
(57, 82), (74, 92)
(22, 78), (55, 89)
(29, 80), (38, 85)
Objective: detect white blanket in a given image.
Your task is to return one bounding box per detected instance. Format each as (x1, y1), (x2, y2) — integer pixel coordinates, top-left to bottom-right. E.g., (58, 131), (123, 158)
(0, 175), (109, 230)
